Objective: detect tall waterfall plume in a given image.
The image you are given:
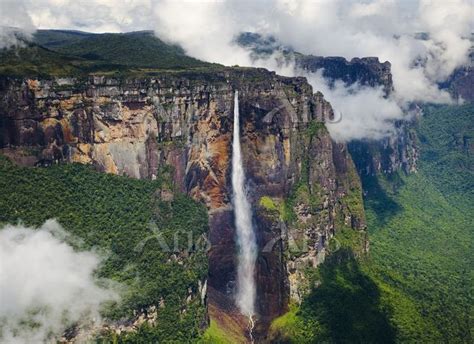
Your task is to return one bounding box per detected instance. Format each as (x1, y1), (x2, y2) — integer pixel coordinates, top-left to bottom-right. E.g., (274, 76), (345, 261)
(232, 91), (258, 321)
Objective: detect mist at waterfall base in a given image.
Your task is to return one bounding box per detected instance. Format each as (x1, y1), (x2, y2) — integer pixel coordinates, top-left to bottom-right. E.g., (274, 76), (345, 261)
(232, 91), (258, 328)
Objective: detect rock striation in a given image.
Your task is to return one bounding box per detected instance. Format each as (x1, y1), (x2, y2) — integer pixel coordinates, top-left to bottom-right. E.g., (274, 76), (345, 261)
(0, 69), (366, 340)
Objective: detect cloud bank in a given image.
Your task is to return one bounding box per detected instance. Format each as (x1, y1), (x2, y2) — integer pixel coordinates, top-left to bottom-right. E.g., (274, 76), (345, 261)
(150, 0), (472, 141)
(1, 0), (472, 141)
(0, 0), (35, 48)
(304, 70), (406, 141)
(0, 220), (118, 343)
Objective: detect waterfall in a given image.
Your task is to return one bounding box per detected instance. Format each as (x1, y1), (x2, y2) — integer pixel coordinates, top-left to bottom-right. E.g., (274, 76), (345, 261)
(232, 91), (258, 323)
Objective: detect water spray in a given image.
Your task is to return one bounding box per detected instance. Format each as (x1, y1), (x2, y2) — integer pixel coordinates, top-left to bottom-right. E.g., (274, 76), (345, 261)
(232, 90), (258, 341)
(248, 313), (256, 344)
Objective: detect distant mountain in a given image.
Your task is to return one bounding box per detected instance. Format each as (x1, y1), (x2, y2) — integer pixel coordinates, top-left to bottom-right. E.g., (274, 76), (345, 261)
(237, 32), (393, 95)
(33, 29), (96, 48)
(237, 31), (474, 100)
(33, 30), (212, 70)
(440, 65), (474, 102)
(0, 30), (214, 77)
(236, 32), (290, 56)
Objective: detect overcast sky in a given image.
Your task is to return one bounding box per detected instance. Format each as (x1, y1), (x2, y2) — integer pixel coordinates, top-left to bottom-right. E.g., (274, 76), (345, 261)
(1, 0), (472, 141)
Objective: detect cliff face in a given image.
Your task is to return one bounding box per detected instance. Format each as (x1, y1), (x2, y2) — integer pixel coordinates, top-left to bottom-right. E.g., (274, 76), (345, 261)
(296, 55), (393, 96)
(296, 56), (419, 176)
(348, 121), (419, 176)
(310, 58), (421, 177)
(0, 70), (366, 340)
(440, 65), (474, 102)
(237, 33), (392, 95)
(239, 32), (417, 178)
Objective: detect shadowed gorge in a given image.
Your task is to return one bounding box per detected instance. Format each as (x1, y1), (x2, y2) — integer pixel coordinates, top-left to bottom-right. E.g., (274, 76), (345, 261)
(268, 103), (473, 343)
(0, 7), (472, 340)
(270, 250), (397, 343)
(0, 68), (366, 341)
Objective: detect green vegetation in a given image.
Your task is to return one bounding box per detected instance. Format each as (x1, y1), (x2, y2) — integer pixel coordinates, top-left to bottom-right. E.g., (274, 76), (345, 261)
(269, 304), (321, 343)
(417, 104), (473, 202)
(341, 176), (365, 221)
(269, 104), (474, 342)
(332, 222), (366, 254)
(0, 157), (209, 342)
(363, 103), (473, 342)
(258, 195), (293, 222)
(0, 43), (84, 77)
(34, 30), (210, 70)
(306, 120), (327, 137)
(269, 249), (397, 343)
(0, 30), (219, 78)
(198, 321), (234, 344)
(259, 195), (279, 212)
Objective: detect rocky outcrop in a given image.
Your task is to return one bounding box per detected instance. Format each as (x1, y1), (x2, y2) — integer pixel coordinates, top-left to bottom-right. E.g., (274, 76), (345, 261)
(237, 32), (393, 96)
(295, 55), (393, 96)
(348, 120), (419, 176)
(440, 66), (474, 102)
(234, 81), (366, 337)
(238, 32), (417, 178)
(294, 55), (420, 176)
(0, 69), (366, 341)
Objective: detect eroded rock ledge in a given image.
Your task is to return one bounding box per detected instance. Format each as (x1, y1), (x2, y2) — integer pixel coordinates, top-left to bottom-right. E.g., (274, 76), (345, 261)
(0, 68), (366, 341)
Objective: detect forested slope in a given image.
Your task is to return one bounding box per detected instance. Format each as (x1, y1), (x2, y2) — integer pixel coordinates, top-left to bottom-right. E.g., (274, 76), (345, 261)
(269, 104), (473, 343)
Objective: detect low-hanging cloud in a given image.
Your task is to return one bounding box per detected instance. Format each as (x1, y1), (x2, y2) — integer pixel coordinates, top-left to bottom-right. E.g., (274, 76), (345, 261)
(1, 0), (472, 141)
(303, 70), (406, 142)
(0, 0), (35, 48)
(150, 0), (471, 141)
(0, 220), (118, 343)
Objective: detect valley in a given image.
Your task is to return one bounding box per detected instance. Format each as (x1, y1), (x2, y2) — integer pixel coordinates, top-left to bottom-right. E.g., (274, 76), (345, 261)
(0, 22), (472, 343)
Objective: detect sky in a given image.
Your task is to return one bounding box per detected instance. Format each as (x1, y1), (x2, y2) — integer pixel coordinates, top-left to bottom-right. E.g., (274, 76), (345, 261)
(0, 1), (472, 340)
(1, 0), (472, 141)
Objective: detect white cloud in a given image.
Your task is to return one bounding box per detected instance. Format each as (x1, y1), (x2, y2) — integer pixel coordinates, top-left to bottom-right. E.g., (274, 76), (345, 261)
(302, 70), (406, 142)
(1, 0), (471, 141)
(26, 0), (153, 33)
(417, 0), (472, 82)
(152, 0), (252, 65)
(148, 0), (471, 141)
(0, 220), (118, 343)
(0, 0), (35, 48)
(0, 0), (153, 35)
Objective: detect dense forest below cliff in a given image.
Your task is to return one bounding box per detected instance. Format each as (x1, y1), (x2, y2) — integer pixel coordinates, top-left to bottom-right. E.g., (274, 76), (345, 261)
(0, 158), (209, 342)
(365, 103), (473, 342)
(1, 103), (471, 343)
(269, 103), (473, 343)
(0, 29), (472, 343)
